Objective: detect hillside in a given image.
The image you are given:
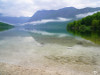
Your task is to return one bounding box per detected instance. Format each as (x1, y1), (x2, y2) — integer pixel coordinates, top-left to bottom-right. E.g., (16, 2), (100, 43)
(0, 22), (14, 31)
(67, 12), (100, 33)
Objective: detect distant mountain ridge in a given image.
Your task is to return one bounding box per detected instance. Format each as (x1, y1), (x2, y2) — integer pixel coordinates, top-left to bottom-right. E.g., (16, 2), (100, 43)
(0, 14), (30, 25)
(29, 7), (100, 22)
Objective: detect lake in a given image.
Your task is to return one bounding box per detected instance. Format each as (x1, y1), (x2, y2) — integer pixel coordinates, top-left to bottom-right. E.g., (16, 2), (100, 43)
(0, 22), (100, 75)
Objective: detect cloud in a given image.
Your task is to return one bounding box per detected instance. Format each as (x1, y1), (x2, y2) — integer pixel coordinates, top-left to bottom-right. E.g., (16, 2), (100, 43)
(76, 10), (100, 18)
(0, 0), (100, 17)
(0, 0), (36, 17)
(23, 17), (71, 25)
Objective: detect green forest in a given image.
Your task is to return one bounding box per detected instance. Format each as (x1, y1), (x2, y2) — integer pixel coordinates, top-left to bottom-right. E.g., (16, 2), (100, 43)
(0, 22), (14, 31)
(67, 12), (100, 45)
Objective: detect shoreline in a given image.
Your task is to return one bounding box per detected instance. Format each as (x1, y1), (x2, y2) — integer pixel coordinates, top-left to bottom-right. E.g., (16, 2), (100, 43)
(0, 62), (99, 75)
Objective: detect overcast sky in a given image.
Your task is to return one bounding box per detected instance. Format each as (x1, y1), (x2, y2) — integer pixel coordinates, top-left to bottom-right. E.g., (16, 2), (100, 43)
(0, 0), (100, 17)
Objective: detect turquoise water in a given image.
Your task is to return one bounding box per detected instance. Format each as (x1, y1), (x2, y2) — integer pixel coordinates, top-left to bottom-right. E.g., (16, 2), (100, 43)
(24, 21), (69, 33)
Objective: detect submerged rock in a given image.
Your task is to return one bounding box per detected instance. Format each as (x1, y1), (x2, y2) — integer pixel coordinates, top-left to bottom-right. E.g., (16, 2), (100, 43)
(77, 41), (83, 45)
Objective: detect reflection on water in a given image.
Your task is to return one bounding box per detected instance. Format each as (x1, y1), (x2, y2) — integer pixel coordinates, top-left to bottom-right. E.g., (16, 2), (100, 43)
(0, 27), (13, 31)
(68, 29), (100, 45)
(29, 31), (96, 47)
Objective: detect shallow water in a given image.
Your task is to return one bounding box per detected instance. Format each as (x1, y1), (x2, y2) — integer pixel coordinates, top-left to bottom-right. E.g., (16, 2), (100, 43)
(0, 27), (100, 75)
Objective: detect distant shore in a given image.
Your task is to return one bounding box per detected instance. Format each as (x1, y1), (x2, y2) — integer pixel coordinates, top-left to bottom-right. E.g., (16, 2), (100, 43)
(0, 22), (14, 31)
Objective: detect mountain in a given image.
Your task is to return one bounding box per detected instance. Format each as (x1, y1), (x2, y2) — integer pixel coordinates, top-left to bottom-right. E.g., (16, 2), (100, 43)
(0, 14), (30, 25)
(29, 7), (100, 22)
